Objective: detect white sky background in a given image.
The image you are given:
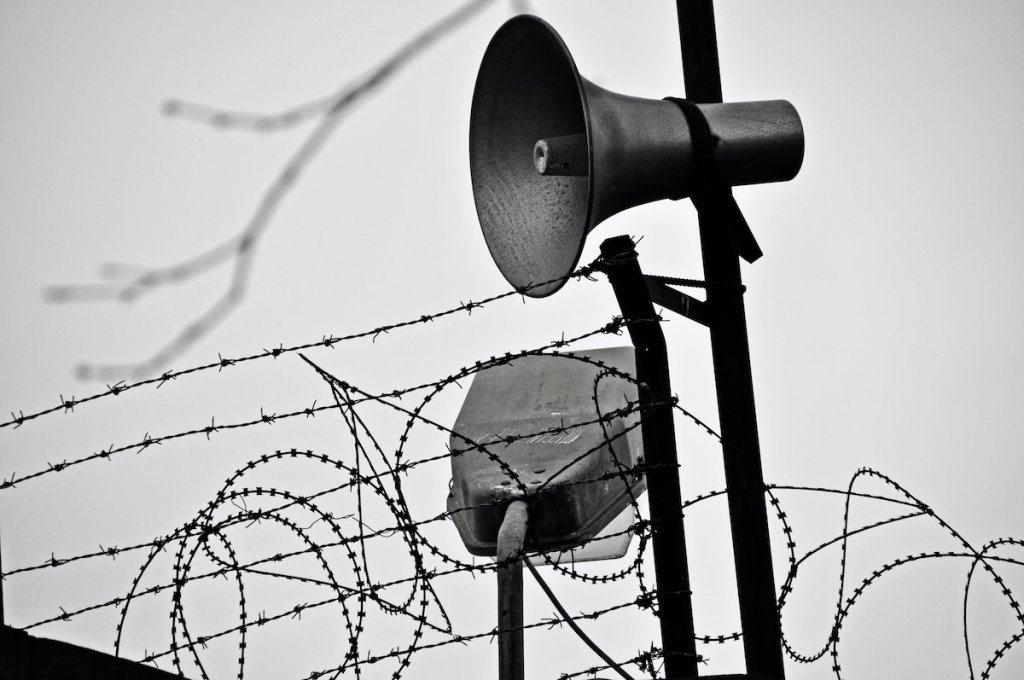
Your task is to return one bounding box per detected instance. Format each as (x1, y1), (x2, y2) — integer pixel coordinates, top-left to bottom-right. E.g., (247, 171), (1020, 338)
(2, 1), (1024, 679)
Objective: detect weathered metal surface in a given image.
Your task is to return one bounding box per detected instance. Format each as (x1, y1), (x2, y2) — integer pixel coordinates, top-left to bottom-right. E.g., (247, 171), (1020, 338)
(533, 133), (588, 176)
(469, 15), (803, 297)
(447, 347), (644, 556)
(644, 276), (709, 327)
(599, 235), (699, 680)
(677, 2), (788, 677)
(497, 501), (528, 680)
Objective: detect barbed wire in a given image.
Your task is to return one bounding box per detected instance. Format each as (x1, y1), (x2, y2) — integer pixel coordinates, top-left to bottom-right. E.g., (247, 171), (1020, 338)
(9, 440), (1024, 680)
(6, 364), (1023, 678)
(2, 303), (702, 679)
(7, 385), (1024, 678)
(767, 468), (1024, 679)
(6, 274), (1023, 679)
(42, 0), (505, 382)
(0, 311), (617, 492)
(8, 0), (1017, 677)
(16, 455), (1021, 679)
(3, 262), (601, 434)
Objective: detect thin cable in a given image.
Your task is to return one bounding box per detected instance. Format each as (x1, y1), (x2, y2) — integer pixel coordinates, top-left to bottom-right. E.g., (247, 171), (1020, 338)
(524, 556), (637, 680)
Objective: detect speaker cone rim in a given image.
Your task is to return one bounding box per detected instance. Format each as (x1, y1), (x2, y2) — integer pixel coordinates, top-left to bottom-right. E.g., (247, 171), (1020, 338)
(469, 15), (593, 298)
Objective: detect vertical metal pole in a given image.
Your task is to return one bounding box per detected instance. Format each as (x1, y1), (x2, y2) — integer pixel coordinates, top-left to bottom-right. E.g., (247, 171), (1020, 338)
(676, 0), (723, 104)
(600, 235), (699, 679)
(700, 209), (786, 680)
(676, 3), (787, 677)
(497, 500), (529, 680)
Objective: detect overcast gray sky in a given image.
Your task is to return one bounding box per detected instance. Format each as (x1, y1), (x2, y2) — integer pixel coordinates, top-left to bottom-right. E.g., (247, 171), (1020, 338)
(2, 1), (1024, 678)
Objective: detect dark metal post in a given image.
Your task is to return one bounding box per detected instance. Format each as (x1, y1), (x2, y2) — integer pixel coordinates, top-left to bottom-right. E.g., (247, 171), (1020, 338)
(497, 500), (529, 680)
(700, 208), (786, 680)
(600, 235), (699, 679)
(677, 3), (787, 677)
(676, 0), (723, 104)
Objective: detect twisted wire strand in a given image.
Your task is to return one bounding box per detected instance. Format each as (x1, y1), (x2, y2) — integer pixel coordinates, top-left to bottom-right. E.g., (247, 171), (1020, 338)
(0, 309), (615, 491)
(4, 277), (1023, 678)
(5, 263), (600, 433)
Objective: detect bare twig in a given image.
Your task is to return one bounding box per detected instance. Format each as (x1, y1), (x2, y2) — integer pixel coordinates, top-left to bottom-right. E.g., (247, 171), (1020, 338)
(46, 0), (500, 382)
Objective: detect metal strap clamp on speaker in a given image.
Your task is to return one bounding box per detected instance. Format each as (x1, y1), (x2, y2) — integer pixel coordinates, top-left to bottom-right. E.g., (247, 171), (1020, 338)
(666, 97), (763, 265)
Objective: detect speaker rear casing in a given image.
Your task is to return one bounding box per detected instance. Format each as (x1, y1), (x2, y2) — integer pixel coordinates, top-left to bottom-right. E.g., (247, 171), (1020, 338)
(469, 15), (804, 297)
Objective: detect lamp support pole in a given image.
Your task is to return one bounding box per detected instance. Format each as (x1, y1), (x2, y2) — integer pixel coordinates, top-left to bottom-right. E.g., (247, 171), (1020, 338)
(676, 2), (787, 678)
(497, 500), (529, 680)
(599, 235), (699, 679)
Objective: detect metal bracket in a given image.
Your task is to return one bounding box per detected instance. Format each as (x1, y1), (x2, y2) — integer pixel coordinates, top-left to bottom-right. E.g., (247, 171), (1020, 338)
(645, 276), (709, 326)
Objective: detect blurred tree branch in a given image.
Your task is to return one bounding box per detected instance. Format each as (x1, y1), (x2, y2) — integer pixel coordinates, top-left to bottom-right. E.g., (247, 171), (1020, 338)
(45, 0), (504, 382)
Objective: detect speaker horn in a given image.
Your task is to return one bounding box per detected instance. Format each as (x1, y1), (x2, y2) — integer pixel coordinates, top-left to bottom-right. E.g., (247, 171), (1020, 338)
(469, 15), (804, 297)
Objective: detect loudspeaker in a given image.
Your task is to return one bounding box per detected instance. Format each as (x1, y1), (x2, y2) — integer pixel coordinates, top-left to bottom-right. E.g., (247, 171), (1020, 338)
(469, 15), (804, 297)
